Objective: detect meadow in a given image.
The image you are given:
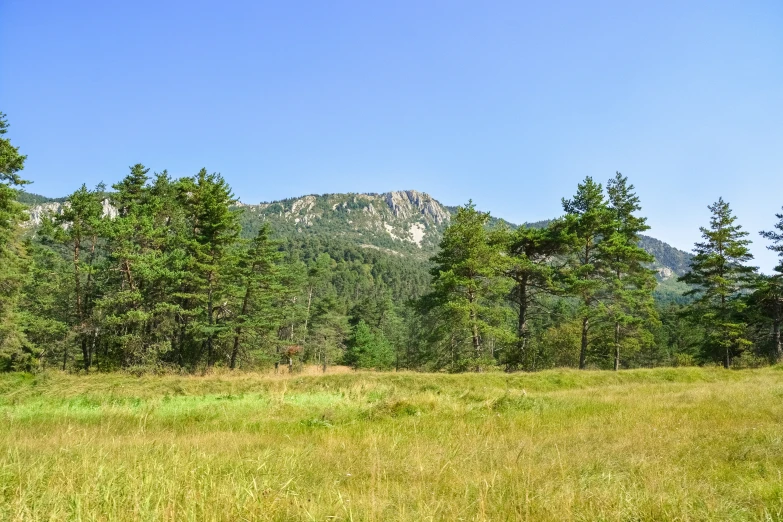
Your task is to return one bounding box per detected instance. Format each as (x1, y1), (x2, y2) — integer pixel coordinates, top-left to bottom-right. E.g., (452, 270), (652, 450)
(1, 367), (783, 521)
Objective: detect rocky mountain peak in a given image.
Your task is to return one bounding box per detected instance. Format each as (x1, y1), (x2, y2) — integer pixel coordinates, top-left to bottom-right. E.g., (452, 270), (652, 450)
(382, 190), (450, 224)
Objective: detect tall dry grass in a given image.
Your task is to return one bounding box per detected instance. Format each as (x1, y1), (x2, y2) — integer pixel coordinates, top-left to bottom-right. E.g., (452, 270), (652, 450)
(1, 367), (782, 521)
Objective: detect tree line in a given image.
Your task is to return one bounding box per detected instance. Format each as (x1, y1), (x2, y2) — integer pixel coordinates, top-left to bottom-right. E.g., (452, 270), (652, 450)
(1, 112), (781, 372)
(415, 177), (782, 371)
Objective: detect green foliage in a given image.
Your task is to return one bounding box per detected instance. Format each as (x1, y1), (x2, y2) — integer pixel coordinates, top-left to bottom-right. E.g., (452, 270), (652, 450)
(492, 221), (568, 370)
(417, 202), (511, 371)
(0, 112), (31, 371)
(347, 320), (395, 370)
(0, 114), (778, 374)
(561, 176), (613, 369)
(598, 173), (659, 370)
(680, 198), (757, 367)
(753, 208), (783, 361)
(14, 190), (65, 206)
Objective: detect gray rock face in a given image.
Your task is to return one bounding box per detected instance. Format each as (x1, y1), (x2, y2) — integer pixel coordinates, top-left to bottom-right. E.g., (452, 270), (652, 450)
(24, 202), (63, 227)
(382, 190), (450, 224)
(23, 199), (117, 227)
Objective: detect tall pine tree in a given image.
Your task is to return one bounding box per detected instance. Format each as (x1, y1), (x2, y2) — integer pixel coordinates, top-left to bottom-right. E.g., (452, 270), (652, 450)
(756, 208), (783, 361)
(600, 173), (658, 370)
(54, 184), (105, 370)
(0, 112), (30, 370)
(493, 222), (568, 370)
(177, 169), (241, 368)
(229, 224), (286, 369)
(419, 202), (508, 371)
(562, 177), (612, 369)
(680, 198), (756, 368)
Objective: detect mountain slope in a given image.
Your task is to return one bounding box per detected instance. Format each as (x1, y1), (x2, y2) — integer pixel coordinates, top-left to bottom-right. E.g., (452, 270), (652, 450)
(239, 190), (450, 260)
(20, 188), (693, 280)
(238, 191), (692, 278)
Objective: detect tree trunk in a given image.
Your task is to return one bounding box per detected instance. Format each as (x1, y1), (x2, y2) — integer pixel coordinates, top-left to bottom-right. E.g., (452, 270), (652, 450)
(206, 272), (214, 368)
(304, 287), (313, 336)
(579, 317), (589, 369)
(579, 240), (591, 370)
(468, 289), (481, 371)
(724, 345), (730, 369)
(471, 318), (481, 354)
(774, 300), (782, 363)
(81, 338), (89, 372)
(230, 285), (251, 369)
(516, 275), (529, 369)
(229, 330), (241, 370)
(614, 321), (620, 371)
(88, 328), (98, 369)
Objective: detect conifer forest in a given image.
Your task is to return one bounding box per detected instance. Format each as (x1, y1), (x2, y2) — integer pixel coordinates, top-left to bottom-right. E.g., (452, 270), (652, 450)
(2, 111), (782, 375)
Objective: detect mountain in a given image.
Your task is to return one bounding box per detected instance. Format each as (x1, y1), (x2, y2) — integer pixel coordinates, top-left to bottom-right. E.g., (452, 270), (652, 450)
(238, 190), (450, 260)
(237, 191), (692, 278)
(18, 188), (692, 284)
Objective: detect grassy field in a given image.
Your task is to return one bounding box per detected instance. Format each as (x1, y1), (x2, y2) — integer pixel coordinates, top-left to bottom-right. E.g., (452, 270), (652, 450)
(1, 367), (783, 521)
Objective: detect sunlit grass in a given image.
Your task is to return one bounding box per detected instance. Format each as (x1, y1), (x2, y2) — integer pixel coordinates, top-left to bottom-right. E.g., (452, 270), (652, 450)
(1, 367), (783, 521)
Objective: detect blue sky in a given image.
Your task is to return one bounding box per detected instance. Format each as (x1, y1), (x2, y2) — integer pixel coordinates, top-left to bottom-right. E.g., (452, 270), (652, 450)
(2, 1), (782, 270)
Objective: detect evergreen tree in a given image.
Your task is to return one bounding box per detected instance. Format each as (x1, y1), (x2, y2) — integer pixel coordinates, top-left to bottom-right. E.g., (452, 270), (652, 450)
(418, 202), (508, 371)
(756, 208), (783, 361)
(308, 290), (350, 372)
(177, 169), (241, 368)
(54, 184), (105, 370)
(229, 224), (286, 369)
(600, 173), (659, 370)
(18, 238), (70, 370)
(0, 112), (30, 370)
(492, 222), (568, 370)
(562, 177), (612, 369)
(346, 319), (395, 370)
(680, 198), (756, 368)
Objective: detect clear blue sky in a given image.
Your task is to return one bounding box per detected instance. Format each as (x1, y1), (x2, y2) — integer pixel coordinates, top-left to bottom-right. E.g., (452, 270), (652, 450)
(2, 1), (782, 270)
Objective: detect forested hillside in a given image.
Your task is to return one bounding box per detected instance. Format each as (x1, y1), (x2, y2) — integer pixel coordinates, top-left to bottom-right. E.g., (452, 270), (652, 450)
(21, 188), (693, 300)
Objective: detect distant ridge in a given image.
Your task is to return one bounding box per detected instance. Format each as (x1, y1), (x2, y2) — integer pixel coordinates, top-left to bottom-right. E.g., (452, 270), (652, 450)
(19, 188), (692, 281)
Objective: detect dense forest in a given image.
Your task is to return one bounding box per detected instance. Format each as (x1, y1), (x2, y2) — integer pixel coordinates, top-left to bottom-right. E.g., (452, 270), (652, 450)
(1, 112), (781, 373)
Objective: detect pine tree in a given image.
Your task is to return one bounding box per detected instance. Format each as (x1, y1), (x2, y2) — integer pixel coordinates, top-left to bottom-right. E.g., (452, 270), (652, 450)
(492, 221), (568, 370)
(562, 177), (612, 369)
(19, 238), (70, 370)
(0, 112), (30, 369)
(346, 319), (395, 370)
(756, 208), (783, 361)
(680, 198), (756, 368)
(95, 165), (181, 367)
(308, 290), (349, 372)
(419, 202), (508, 371)
(54, 184), (105, 370)
(600, 173), (658, 370)
(229, 224), (286, 369)
(177, 169), (241, 368)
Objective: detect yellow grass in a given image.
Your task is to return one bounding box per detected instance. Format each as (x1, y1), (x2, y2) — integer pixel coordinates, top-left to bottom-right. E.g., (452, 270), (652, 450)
(1, 367), (783, 521)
